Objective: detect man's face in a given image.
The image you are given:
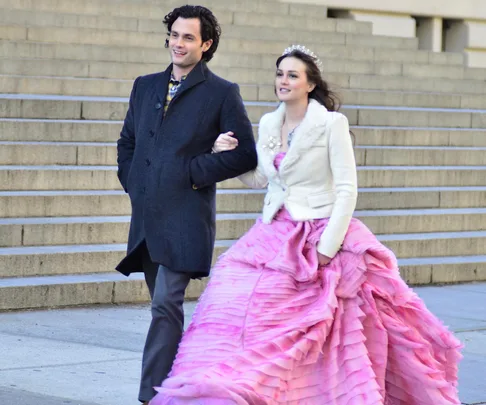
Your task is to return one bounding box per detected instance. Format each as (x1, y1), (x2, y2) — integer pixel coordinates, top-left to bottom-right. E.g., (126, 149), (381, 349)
(168, 17), (213, 70)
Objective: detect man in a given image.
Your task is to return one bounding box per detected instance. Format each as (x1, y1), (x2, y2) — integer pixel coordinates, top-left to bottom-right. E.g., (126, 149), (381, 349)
(115, 5), (257, 404)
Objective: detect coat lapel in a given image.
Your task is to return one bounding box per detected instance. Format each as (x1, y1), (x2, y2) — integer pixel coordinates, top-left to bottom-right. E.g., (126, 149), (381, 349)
(170, 61), (207, 105)
(155, 65), (171, 105)
(155, 61), (208, 106)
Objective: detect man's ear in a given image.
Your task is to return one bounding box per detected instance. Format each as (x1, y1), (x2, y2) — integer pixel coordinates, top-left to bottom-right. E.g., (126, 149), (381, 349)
(202, 39), (213, 53)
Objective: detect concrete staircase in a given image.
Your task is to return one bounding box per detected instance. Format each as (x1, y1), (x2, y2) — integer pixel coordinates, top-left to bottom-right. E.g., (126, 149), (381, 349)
(1, 0), (486, 311)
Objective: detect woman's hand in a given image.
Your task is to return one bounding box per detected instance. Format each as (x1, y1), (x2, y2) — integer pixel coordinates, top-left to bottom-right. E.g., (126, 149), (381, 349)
(212, 131), (238, 153)
(317, 252), (332, 266)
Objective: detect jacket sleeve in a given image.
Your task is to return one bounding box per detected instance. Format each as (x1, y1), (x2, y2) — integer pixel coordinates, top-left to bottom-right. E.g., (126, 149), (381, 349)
(317, 114), (358, 258)
(237, 149), (268, 189)
(237, 115), (269, 189)
(116, 76), (140, 193)
(189, 83), (258, 188)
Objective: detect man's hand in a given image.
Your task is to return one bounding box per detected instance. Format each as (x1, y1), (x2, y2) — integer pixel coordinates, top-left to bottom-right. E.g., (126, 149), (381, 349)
(212, 131), (238, 153)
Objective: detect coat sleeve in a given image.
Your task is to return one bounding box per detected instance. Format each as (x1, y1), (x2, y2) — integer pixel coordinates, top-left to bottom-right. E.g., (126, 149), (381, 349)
(117, 76), (140, 193)
(317, 114), (358, 258)
(189, 83), (258, 188)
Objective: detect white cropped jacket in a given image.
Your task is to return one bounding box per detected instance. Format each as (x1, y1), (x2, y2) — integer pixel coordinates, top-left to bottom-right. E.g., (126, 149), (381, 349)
(238, 99), (358, 258)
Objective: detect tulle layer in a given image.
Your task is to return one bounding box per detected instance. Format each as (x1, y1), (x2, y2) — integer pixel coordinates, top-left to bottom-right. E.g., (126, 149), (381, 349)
(150, 210), (462, 405)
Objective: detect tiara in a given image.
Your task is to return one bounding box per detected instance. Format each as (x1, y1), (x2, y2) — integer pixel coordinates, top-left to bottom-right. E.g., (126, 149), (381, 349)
(282, 45), (323, 70)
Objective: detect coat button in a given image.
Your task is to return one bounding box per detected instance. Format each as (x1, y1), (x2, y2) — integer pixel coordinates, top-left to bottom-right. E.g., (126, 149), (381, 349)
(155, 102), (162, 110)
(149, 130), (155, 137)
(145, 159), (151, 166)
(192, 184), (198, 190)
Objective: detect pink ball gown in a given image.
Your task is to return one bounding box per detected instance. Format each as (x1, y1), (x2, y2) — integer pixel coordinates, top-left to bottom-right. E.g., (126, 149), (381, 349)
(150, 153), (462, 405)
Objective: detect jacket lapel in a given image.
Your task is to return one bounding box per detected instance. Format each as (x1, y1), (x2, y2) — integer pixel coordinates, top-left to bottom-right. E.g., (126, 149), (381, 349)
(258, 103), (285, 182)
(279, 100), (328, 173)
(259, 99), (329, 179)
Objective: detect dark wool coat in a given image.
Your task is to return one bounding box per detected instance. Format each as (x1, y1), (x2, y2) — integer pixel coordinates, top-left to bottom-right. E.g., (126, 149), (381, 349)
(116, 61), (257, 277)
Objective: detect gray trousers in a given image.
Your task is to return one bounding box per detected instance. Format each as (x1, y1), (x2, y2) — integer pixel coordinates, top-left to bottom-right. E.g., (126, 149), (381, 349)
(138, 245), (191, 403)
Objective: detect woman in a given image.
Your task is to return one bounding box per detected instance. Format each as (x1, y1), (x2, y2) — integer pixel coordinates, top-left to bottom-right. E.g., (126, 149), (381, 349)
(150, 45), (462, 404)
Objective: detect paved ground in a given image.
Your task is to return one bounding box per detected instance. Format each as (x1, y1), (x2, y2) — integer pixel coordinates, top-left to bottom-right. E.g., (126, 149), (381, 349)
(0, 282), (485, 405)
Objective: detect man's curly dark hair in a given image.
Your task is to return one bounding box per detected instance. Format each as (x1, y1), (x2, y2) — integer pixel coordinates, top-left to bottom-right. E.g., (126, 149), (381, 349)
(163, 5), (221, 63)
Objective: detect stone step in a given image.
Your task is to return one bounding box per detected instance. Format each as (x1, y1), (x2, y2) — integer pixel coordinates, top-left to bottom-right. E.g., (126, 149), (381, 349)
(0, 8), (370, 36)
(377, 230), (486, 259)
(351, 127), (486, 147)
(2, 26), (376, 55)
(2, 119), (486, 147)
(1, 186), (485, 218)
(229, 14), (369, 35)
(339, 90), (486, 110)
(0, 24), (418, 51)
(3, 70), (486, 96)
(7, 93), (486, 123)
(1, 252), (484, 311)
(346, 105), (486, 128)
(0, 214), (259, 248)
(0, 0), (328, 20)
(1, 249), (486, 310)
(0, 39), (463, 67)
(0, 271), (154, 310)
(398, 255), (486, 284)
(227, 11), (366, 34)
(146, 0), (331, 18)
(1, 165), (485, 190)
(2, 96), (486, 128)
(3, 208), (486, 248)
(0, 56), (476, 82)
(357, 146), (486, 166)
(3, 142), (486, 167)
(2, 232), (486, 278)
(347, 74), (486, 95)
(0, 119), (123, 143)
(0, 75), (132, 98)
(0, 7), (195, 33)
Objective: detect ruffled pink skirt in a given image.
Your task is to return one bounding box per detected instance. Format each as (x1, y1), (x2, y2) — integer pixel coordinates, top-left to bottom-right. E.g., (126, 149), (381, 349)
(150, 209), (462, 405)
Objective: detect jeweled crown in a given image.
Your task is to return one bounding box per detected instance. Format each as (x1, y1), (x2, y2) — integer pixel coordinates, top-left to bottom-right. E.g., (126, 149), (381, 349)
(282, 45), (323, 70)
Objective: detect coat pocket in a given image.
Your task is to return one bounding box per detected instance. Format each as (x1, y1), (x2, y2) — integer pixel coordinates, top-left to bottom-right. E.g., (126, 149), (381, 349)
(306, 190), (336, 208)
(125, 163), (135, 193)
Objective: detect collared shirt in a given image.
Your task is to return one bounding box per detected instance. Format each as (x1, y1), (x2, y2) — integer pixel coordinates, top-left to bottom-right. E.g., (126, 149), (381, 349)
(164, 73), (187, 114)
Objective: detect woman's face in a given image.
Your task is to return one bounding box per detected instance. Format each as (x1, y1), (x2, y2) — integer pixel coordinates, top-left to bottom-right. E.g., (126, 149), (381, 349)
(275, 57), (315, 104)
